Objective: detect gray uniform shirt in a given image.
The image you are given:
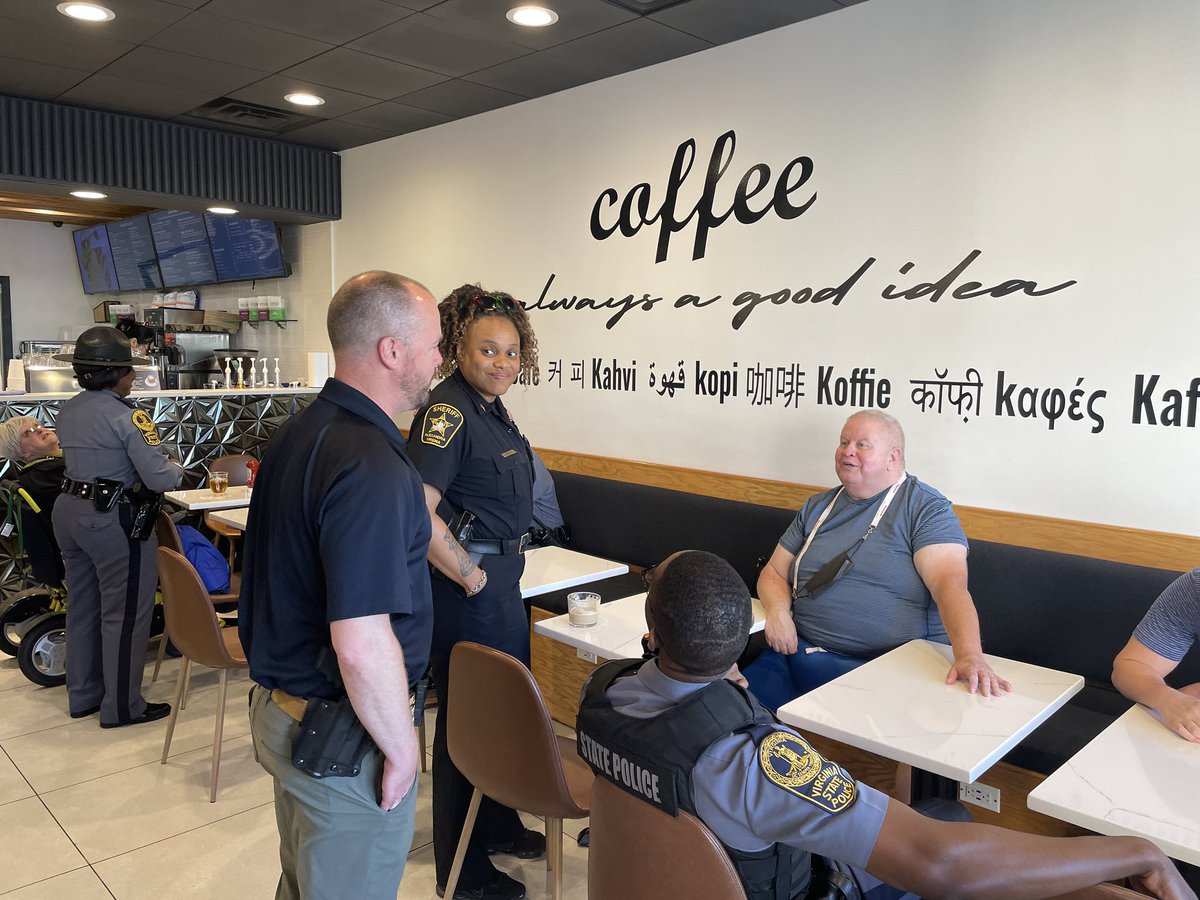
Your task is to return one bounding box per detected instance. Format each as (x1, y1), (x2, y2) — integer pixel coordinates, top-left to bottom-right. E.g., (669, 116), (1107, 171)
(56, 390), (182, 491)
(605, 661), (891, 891)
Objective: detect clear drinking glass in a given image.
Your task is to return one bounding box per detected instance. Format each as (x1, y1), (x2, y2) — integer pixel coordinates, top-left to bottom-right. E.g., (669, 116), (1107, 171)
(209, 471), (229, 495)
(567, 592), (601, 628)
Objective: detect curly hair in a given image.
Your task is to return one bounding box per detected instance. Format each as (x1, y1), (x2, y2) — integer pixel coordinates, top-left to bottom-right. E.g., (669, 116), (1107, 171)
(434, 283), (539, 383)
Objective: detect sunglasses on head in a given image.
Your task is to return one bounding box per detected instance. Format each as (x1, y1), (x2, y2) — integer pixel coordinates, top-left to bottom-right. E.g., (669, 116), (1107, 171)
(640, 560), (662, 591)
(467, 292), (517, 312)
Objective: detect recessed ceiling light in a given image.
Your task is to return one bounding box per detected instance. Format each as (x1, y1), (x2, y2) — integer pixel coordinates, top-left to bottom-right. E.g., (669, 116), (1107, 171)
(57, 2), (115, 22)
(207, 207), (239, 215)
(284, 91), (325, 107)
(70, 190), (108, 200)
(507, 6), (558, 27)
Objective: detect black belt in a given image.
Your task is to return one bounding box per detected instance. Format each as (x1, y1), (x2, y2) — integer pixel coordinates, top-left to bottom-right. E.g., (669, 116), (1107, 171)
(61, 478), (120, 500)
(463, 533), (531, 556)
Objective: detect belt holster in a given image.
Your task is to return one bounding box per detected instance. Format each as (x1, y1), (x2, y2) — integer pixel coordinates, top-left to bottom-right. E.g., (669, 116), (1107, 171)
(291, 695), (374, 779)
(118, 483), (162, 542)
(91, 478), (123, 513)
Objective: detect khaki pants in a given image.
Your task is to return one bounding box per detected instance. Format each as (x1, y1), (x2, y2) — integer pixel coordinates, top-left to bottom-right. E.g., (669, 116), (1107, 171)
(248, 685), (419, 900)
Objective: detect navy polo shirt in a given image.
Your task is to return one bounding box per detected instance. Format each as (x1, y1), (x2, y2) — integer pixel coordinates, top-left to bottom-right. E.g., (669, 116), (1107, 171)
(238, 378), (432, 698)
(407, 370), (533, 542)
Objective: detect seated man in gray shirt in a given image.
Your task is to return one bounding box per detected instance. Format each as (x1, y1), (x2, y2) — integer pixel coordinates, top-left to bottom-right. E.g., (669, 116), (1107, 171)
(1113, 568), (1200, 743)
(576, 550), (1193, 899)
(745, 409), (1009, 711)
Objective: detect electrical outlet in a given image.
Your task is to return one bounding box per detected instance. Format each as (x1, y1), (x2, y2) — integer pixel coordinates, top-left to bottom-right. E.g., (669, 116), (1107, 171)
(958, 781), (1001, 813)
(576, 648), (598, 663)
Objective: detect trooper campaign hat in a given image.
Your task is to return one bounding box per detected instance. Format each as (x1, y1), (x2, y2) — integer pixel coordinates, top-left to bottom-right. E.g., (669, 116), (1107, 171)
(54, 326), (149, 368)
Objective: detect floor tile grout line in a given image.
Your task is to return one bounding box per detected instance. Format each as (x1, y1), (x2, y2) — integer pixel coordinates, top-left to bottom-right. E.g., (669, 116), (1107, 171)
(0, 863), (98, 898)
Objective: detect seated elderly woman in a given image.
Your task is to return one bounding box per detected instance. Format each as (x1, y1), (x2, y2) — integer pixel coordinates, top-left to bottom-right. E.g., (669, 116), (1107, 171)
(0, 416), (66, 585)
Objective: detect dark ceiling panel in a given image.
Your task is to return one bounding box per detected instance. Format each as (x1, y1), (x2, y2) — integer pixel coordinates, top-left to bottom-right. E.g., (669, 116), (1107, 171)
(649, 0), (845, 43)
(146, 11), (334, 71)
(100, 46), (268, 98)
(282, 47), (447, 101)
(59, 73), (216, 119)
(0, 15), (135, 70)
(348, 14), (534, 78)
(338, 101), (453, 134)
(0, 0), (192, 43)
(423, 0), (638, 51)
(378, 0), (441, 8)
(281, 118), (395, 152)
(0, 58), (91, 99)
(545, 16), (711, 78)
(465, 50), (608, 99)
(229, 75), (379, 120)
(198, 0), (413, 46)
(395, 79), (527, 118)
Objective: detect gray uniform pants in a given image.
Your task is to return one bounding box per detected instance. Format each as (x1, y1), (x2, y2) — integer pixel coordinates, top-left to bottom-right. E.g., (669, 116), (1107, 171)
(248, 685), (419, 900)
(52, 495), (156, 723)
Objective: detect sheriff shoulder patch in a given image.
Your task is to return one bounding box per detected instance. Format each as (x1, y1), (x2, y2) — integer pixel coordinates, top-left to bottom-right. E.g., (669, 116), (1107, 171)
(420, 403), (464, 448)
(759, 731), (857, 814)
(131, 409), (161, 446)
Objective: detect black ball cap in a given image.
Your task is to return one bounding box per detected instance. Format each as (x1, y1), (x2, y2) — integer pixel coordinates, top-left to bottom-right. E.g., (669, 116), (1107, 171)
(54, 326), (150, 368)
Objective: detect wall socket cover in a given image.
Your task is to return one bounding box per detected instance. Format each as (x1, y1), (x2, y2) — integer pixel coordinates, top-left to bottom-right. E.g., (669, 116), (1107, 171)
(958, 781), (1001, 813)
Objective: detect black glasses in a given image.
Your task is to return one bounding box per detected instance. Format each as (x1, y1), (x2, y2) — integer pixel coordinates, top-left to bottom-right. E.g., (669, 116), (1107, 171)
(468, 293), (517, 312)
(640, 560), (662, 591)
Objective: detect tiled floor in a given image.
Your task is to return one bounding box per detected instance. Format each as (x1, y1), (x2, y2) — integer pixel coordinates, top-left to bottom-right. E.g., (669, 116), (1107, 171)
(0, 653), (590, 899)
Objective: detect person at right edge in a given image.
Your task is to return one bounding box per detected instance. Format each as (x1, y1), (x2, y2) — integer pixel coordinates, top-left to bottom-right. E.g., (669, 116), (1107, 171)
(406, 284), (542, 900)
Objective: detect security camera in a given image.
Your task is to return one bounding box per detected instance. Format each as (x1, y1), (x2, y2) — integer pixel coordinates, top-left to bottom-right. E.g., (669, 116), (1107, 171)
(53, 221), (63, 228)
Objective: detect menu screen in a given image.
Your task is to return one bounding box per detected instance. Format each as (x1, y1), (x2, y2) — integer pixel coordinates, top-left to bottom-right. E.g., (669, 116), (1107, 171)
(72, 225), (120, 294)
(205, 215), (286, 282)
(108, 216), (163, 291)
(148, 209), (217, 287)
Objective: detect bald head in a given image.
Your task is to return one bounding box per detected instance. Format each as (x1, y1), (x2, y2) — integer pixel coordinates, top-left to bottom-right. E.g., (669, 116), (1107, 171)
(845, 409), (905, 458)
(327, 271), (434, 357)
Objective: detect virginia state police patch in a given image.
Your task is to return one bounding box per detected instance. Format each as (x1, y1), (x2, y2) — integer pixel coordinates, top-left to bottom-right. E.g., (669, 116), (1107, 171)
(758, 731), (857, 813)
(420, 403), (464, 448)
(130, 409), (161, 446)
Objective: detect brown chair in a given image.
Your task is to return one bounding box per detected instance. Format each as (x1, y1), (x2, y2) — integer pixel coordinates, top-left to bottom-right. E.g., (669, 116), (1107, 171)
(587, 777), (746, 900)
(204, 454), (255, 569)
(156, 546), (247, 802)
(445, 642), (592, 900)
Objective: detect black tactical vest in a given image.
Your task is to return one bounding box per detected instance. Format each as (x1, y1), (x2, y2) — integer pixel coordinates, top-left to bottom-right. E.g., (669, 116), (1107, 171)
(577, 659), (808, 900)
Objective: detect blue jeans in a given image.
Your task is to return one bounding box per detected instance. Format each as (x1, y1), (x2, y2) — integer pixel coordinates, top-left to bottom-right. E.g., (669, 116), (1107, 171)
(742, 635), (867, 713)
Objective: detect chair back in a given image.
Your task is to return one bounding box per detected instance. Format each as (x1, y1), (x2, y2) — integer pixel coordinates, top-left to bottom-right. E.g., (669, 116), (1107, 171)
(447, 641), (589, 818)
(156, 510), (183, 553)
(156, 547), (244, 669)
(588, 777), (746, 900)
(209, 454), (255, 487)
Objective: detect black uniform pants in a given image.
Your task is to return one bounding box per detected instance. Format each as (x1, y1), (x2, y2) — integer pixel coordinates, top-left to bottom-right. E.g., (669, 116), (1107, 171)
(430, 552), (530, 888)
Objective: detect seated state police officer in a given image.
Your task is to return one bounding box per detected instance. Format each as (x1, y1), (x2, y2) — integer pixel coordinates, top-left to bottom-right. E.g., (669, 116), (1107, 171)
(52, 327), (183, 726)
(576, 551), (1195, 900)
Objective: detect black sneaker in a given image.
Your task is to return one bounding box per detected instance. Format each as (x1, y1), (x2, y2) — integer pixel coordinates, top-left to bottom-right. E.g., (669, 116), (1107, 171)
(484, 828), (546, 860)
(436, 871), (526, 900)
(100, 702), (171, 729)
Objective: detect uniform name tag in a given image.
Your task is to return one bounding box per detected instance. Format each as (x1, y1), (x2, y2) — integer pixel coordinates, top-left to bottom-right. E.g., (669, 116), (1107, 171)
(500, 449), (517, 458)
(759, 731), (857, 813)
(420, 403), (464, 448)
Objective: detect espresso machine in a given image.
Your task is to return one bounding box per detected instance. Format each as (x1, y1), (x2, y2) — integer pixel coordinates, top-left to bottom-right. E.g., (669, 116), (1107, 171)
(143, 309), (246, 389)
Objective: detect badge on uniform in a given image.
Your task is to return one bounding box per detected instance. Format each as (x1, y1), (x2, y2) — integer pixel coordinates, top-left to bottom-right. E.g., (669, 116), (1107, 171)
(420, 403), (464, 448)
(758, 731), (857, 813)
(131, 409), (161, 447)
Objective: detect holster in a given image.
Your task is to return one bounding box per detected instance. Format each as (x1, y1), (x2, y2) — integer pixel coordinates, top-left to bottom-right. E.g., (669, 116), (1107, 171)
(91, 478), (124, 513)
(291, 695), (374, 779)
(117, 483), (162, 542)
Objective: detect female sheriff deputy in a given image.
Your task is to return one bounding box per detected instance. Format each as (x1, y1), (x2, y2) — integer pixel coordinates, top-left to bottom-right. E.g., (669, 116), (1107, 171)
(52, 326), (183, 727)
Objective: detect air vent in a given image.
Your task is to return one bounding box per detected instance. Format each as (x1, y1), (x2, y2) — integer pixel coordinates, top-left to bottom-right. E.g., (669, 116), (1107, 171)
(182, 97), (320, 134)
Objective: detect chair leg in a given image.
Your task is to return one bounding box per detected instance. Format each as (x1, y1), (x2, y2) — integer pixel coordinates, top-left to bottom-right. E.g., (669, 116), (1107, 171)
(151, 620), (169, 683)
(210, 668), (228, 803)
(547, 816), (563, 900)
(161, 656), (189, 764)
(444, 787), (482, 900)
(180, 655), (192, 710)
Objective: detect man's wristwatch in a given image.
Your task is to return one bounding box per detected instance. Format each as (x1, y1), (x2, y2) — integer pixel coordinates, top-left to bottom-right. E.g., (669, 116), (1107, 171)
(464, 569), (488, 597)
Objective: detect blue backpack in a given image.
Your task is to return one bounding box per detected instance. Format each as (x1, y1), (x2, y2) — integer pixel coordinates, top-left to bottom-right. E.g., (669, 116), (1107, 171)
(175, 524), (232, 594)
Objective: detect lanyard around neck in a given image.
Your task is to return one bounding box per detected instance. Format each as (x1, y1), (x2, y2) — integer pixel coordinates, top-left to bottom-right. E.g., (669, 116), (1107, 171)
(791, 471), (907, 591)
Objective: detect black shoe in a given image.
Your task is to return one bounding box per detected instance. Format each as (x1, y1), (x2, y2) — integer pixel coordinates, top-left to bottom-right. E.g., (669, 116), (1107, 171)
(484, 828), (546, 860)
(436, 872), (526, 900)
(70, 704), (101, 719)
(100, 702), (171, 729)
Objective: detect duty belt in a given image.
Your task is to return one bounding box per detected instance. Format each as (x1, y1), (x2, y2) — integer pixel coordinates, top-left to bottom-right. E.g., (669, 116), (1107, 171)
(463, 532), (531, 556)
(61, 477), (121, 501)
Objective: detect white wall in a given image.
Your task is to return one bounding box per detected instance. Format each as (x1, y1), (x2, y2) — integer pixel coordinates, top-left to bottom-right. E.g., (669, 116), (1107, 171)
(335, 0), (1200, 536)
(0, 219), (95, 347)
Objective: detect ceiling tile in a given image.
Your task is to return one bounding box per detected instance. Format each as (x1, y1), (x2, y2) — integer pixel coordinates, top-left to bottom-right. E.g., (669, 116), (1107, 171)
(281, 118), (396, 151)
(423, 0), (637, 50)
(649, 0), (843, 43)
(0, 58), (91, 99)
(99, 46), (268, 97)
(395, 79), (527, 118)
(59, 72), (215, 119)
(0, 15), (135, 70)
(348, 14), (533, 78)
(0, 0), (191, 43)
(545, 16), (710, 78)
(282, 47), (447, 101)
(464, 51), (606, 99)
(197, 0), (412, 45)
(229, 75), (379, 120)
(338, 101), (452, 133)
(378, 0), (441, 9)
(146, 11), (333, 71)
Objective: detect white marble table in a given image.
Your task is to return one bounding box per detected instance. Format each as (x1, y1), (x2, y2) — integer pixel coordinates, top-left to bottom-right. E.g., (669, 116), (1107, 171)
(534, 591), (767, 661)
(519, 546), (628, 599)
(776, 639), (1084, 784)
(1028, 705), (1200, 865)
(207, 507), (248, 531)
(164, 486), (251, 511)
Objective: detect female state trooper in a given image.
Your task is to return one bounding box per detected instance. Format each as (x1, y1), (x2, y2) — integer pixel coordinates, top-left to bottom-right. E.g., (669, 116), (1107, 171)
(407, 285), (540, 900)
(52, 326), (183, 727)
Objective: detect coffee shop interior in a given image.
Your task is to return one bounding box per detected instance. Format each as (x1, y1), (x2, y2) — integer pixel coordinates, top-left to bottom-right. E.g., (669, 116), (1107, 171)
(1, 0), (1198, 897)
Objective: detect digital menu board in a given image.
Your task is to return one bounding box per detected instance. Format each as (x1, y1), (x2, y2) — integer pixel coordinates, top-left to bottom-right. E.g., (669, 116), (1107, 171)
(107, 216), (163, 291)
(204, 215), (287, 282)
(147, 209), (217, 287)
(72, 225), (120, 294)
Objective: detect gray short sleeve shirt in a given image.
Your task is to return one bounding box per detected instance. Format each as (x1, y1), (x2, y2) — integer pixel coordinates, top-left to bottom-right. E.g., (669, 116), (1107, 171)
(1133, 569), (1200, 663)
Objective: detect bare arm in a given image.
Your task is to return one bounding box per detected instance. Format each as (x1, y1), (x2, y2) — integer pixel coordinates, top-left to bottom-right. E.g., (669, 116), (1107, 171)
(868, 797), (1195, 899)
(330, 615), (419, 811)
(914, 542), (1011, 696)
(422, 483), (485, 593)
(757, 544), (799, 655)
(1113, 637), (1200, 743)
